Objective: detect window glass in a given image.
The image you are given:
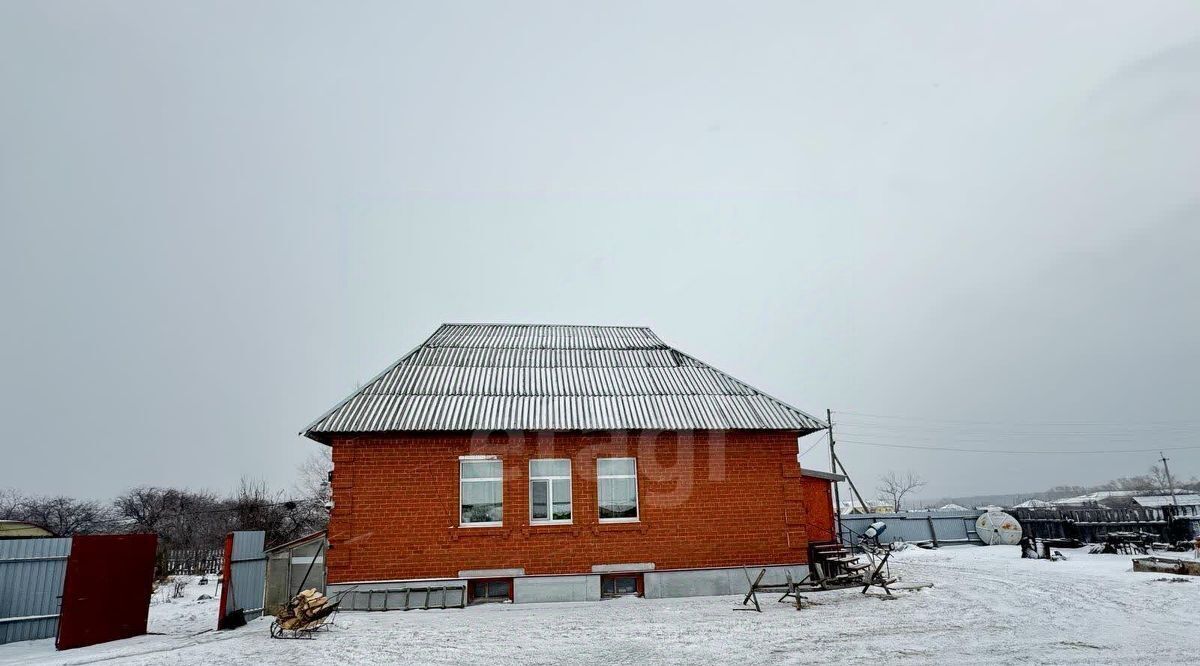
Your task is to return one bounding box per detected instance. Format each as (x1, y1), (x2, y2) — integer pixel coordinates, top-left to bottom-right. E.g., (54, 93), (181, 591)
(530, 459), (570, 477)
(615, 576), (638, 594)
(462, 460), (502, 479)
(597, 458), (635, 476)
(488, 580), (510, 598)
(531, 479), (549, 520)
(551, 479), (571, 520)
(598, 458), (638, 520)
(460, 460), (502, 525)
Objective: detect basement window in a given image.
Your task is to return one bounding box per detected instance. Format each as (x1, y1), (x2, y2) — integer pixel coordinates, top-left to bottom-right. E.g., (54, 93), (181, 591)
(460, 459), (503, 526)
(597, 458), (639, 522)
(469, 578), (512, 604)
(529, 459), (572, 524)
(600, 573), (642, 598)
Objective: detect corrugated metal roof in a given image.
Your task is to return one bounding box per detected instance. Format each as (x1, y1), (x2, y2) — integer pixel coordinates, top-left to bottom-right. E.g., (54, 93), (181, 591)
(302, 324), (825, 439)
(1132, 494), (1200, 508)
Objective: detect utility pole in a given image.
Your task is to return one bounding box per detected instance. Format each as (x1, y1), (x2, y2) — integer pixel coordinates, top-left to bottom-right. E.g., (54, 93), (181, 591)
(828, 408), (843, 542)
(1160, 452), (1180, 508)
(827, 408), (870, 516)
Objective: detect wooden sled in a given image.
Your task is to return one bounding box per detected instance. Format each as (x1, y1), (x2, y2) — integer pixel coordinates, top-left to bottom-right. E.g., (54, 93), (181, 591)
(270, 589), (340, 639)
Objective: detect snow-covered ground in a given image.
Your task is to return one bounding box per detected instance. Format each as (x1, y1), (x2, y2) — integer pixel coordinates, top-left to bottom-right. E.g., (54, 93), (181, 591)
(2, 546), (1196, 665)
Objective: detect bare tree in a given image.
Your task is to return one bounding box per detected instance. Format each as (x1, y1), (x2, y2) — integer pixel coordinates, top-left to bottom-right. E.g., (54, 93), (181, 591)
(876, 470), (927, 512)
(1148, 465), (1172, 495)
(18, 496), (116, 535)
(295, 447), (333, 507)
(0, 488), (23, 520)
(232, 477), (325, 547)
(113, 486), (227, 550)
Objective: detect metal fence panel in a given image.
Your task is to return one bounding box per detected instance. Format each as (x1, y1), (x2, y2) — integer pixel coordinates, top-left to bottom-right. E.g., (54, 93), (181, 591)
(56, 534), (156, 651)
(929, 515), (974, 542)
(227, 531), (266, 621)
(840, 512), (985, 547)
(0, 538), (71, 645)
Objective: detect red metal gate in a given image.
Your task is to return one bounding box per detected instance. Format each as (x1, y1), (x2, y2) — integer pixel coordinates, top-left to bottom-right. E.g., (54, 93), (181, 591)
(56, 534), (157, 650)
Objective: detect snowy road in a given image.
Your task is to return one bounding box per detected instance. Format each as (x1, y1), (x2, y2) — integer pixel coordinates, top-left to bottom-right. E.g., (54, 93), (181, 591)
(2, 546), (1196, 665)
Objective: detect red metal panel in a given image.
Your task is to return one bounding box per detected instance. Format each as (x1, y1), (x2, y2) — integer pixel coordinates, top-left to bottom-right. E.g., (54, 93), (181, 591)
(216, 533), (234, 628)
(800, 476), (836, 543)
(56, 534), (157, 651)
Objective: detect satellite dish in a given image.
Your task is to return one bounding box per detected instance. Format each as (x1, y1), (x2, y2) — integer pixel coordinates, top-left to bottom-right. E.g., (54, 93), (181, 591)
(976, 511), (1022, 545)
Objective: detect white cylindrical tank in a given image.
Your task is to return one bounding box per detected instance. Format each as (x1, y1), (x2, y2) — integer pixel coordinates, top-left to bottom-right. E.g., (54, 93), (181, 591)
(976, 511), (1023, 545)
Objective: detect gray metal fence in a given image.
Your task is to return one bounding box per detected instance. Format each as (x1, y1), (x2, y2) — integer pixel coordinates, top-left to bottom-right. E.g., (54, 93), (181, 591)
(226, 531), (266, 621)
(0, 538), (71, 645)
(839, 511), (985, 547)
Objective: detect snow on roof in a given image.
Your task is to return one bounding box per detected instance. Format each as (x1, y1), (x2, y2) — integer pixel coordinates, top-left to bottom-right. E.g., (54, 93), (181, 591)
(1051, 490), (1140, 506)
(303, 324), (826, 439)
(938, 503), (969, 511)
(1012, 499), (1055, 509)
(1131, 494), (1200, 508)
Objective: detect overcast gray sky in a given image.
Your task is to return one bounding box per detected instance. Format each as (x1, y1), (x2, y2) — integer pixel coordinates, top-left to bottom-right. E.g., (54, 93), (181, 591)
(2, 2), (1197, 502)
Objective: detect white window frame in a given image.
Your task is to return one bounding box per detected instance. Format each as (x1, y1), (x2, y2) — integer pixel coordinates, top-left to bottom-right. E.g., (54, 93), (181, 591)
(597, 457), (639, 523)
(529, 459), (572, 525)
(459, 456), (503, 528)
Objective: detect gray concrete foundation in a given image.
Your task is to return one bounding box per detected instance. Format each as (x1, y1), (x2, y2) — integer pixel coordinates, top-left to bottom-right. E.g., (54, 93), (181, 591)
(643, 564), (808, 599)
(514, 575), (602, 603)
(328, 563), (810, 608)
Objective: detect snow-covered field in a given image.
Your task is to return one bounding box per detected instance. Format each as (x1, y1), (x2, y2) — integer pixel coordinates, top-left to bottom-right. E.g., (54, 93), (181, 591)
(2, 546), (1196, 665)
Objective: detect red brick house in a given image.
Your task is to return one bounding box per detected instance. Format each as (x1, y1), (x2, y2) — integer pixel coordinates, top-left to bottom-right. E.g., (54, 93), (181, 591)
(302, 324), (839, 605)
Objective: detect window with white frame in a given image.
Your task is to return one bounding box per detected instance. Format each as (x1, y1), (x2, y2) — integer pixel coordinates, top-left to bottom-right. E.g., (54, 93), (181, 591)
(529, 459), (572, 523)
(597, 458), (638, 521)
(460, 459), (503, 526)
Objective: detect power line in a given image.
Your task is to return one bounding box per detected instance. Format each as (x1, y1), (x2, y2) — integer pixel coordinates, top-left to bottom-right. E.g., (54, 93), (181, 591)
(798, 432), (828, 458)
(836, 438), (1200, 455)
(833, 410), (1200, 428)
(831, 421), (1200, 437)
(835, 429), (1200, 441)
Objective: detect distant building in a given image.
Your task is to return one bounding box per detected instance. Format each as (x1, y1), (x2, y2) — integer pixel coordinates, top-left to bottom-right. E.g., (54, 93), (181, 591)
(1012, 499), (1054, 509)
(1131, 494), (1200, 509)
(1052, 490), (1199, 510)
(840, 500), (895, 514)
(937, 503), (969, 511)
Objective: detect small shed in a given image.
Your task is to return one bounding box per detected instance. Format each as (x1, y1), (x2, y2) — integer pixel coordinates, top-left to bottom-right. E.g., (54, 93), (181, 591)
(0, 520), (56, 539)
(264, 531), (327, 614)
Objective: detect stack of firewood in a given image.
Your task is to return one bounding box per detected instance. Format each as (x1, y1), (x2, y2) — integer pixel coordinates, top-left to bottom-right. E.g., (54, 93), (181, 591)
(275, 589), (337, 631)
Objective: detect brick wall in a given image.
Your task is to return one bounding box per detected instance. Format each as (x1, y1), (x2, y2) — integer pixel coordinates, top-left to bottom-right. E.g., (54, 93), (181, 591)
(326, 430), (827, 584)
